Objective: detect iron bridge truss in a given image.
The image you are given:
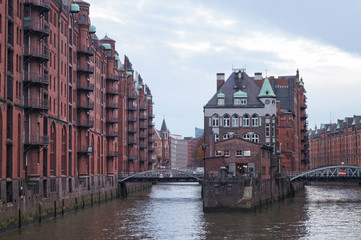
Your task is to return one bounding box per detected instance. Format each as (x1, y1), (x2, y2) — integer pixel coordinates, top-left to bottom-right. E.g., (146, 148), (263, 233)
(119, 169), (203, 183)
(290, 165), (361, 182)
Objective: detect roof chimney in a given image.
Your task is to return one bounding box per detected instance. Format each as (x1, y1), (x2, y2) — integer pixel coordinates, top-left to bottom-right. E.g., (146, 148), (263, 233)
(254, 72), (263, 80)
(217, 73), (225, 91)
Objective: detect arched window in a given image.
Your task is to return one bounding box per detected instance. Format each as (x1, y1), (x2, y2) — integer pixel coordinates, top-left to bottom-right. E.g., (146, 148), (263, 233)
(223, 115), (230, 127)
(252, 114), (259, 127)
(243, 134), (250, 141)
(223, 133), (230, 140)
(214, 133), (219, 142)
(232, 114), (239, 127)
(212, 115), (219, 127)
(61, 126), (67, 175)
(50, 122), (56, 176)
(243, 114), (250, 127)
(251, 134), (259, 143)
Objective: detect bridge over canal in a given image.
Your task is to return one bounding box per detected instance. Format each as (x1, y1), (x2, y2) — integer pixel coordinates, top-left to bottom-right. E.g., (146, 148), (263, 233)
(119, 168), (203, 183)
(289, 165), (361, 183)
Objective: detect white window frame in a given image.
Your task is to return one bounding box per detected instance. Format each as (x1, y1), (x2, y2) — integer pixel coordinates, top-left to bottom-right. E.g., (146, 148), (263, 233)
(232, 115), (239, 127)
(217, 98), (225, 106)
(243, 134), (250, 141)
(215, 150), (223, 156)
(223, 115), (230, 127)
(251, 134), (259, 143)
(212, 116), (219, 127)
(252, 114), (259, 127)
(223, 133), (230, 140)
(224, 150), (230, 156)
(214, 133), (219, 142)
(234, 98), (241, 105)
(265, 124), (270, 137)
(243, 114), (250, 127)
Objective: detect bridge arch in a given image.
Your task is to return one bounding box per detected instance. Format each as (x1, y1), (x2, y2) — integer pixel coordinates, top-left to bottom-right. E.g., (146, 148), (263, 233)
(119, 169), (203, 183)
(290, 165), (361, 182)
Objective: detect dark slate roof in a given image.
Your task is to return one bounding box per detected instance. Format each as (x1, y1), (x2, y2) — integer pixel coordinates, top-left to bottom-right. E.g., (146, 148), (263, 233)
(125, 55), (133, 70)
(273, 76), (296, 114)
(161, 119), (168, 131)
(100, 34), (115, 42)
(205, 71), (263, 108)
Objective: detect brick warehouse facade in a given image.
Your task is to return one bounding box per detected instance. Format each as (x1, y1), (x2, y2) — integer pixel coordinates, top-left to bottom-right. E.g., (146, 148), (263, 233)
(309, 116), (361, 169)
(203, 69), (308, 178)
(0, 0), (154, 225)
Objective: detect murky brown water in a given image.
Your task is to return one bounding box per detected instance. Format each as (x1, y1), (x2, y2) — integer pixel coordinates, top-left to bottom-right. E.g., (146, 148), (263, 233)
(2, 183), (361, 239)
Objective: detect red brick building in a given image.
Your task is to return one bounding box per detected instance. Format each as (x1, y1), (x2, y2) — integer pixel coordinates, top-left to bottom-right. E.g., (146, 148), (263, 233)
(205, 137), (273, 180)
(309, 116), (361, 169)
(203, 70), (308, 178)
(0, 0), (154, 213)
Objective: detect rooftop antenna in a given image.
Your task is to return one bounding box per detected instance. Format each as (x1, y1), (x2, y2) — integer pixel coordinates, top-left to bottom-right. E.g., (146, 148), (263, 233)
(265, 69), (268, 77)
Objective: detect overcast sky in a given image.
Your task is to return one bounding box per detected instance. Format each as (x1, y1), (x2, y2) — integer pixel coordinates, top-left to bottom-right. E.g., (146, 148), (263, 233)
(86, 0), (361, 137)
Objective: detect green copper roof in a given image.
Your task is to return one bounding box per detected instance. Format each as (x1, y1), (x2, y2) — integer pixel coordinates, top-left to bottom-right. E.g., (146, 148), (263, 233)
(336, 123), (340, 130)
(89, 25), (96, 34)
(144, 90), (148, 95)
(102, 43), (111, 50)
(327, 126), (331, 132)
(137, 85), (142, 90)
(315, 129), (318, 135)
(133, 78), (137, 83)
(217, 92), (225, 98)
(352, 119), (356, 125)
(299, 81), (304, 87)
(147, 96), (151, 101)
(126, 71), (133, 78)
(152, 101), (154, 105)
(233, 90), (247, 98)
(114, 55), (119, 61)
(320, 123), (325, 129)
(343, 119), (347, 123)
(117, 60), (123, 70)
(258, 77), (276, 98)
(70, 3), (80, 13)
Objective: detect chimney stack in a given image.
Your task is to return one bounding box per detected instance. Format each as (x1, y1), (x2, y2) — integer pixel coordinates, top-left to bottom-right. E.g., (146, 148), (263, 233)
(217, 73), (225, 91)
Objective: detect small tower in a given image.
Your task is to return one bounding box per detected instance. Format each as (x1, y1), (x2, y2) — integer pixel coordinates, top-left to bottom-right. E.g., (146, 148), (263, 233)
(160, 118), (170, 167)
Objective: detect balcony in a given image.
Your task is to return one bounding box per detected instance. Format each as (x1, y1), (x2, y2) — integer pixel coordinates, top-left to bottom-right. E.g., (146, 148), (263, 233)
(24, 135), (49, 146)
(24, 0), (51, 12)
(77, 81), (94, 92)
(77, 46), (94, 56)
(23, 72), (49, 85)
(77, 100), (94, 110)
(140, 124), (147, 129)
(148, 114), (155, 119)
(140, 106), (147, 111)
(139, 115), (147, 120)
(106, 74), (121, 82)
(148, 130), (155, 136)
(301, 104), (307, 110)
(140, 134), (147, 139)
(128, 117), (137, 122)
(128, 94), (137, 100)
(106, 87), (119, 95)
(106, 102), (118, 109)
(106, 151), (119, 158)
(23, 98), (49, 110)
(77, 64), (94, 74)
(23, 19), (50, 37)
(148, 148), (155, 153)
(24, 46), (49, 62)
(77, 119), (94, 128)
(301, 114), (308, 120)
(128, 156), (137, 161)
(139, 144), (147, 149)
(106, 131), (118, 138)
(128, 128), (137, 134)
(127, 106), (137, 111)
(106, 117), (118, 124)
(77, 145), (94, 154)
(128, 138), (136, 145)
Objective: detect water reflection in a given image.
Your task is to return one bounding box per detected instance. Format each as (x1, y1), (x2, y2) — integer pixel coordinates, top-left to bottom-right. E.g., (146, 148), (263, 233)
(2, 183), (361, 240)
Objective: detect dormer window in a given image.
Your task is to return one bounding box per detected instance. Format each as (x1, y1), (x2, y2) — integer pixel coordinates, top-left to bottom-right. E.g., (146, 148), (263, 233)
(233, 90), (248, 106)
(217, 92), (225, 106)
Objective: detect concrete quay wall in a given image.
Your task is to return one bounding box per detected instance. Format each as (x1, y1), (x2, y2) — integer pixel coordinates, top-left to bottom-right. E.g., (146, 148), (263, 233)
(202, 177), (304, 212)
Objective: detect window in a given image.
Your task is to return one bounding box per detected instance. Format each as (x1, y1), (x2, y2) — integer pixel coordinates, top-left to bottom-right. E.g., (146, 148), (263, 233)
(223, 133), (230, 140)
(215, 150), (223, 156)
(82, 15), (86, 23)
(217, 98), (224, 106)
(265, 124), (270, 137)
(244, 150), (251, 156)
(224, 150), (230, 156)
(243, 134), (250, 141)
(236, 150), (243, 156)
(214, 133), (219, 142)
(243, 114), (250, 127)
(232, 115), (239, 127)
(223, 115), (230, 127)
(251, 134), (259, 143)
(212, 116), (219, 127)
(252, 114), (258, 127)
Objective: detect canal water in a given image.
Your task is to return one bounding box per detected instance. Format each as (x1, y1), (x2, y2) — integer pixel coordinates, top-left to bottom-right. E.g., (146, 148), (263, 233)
(3, 183), (361, 239)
